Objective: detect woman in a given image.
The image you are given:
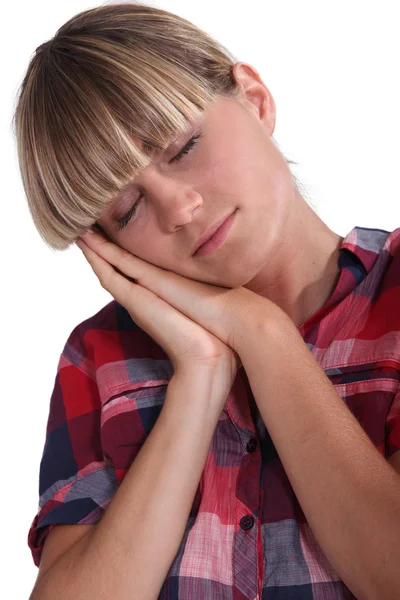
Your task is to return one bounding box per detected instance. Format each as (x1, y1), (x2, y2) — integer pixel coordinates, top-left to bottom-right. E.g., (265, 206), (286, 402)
(14, 3), (400, 599)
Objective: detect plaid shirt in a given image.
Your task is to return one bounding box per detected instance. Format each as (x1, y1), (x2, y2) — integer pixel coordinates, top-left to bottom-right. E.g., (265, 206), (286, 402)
(28, 225), (400, 599)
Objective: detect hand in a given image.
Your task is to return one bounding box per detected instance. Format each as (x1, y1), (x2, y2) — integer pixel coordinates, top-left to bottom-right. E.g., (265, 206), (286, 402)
(75, 233), (241, 392)
(76, 229), (279, 354)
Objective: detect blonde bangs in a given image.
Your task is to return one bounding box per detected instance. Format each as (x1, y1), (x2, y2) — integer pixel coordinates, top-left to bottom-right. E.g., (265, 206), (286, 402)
(13, 3), (239, 250)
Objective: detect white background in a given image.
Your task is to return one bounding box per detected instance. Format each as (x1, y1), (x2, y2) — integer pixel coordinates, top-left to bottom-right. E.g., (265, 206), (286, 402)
(2, 0), (399, 596)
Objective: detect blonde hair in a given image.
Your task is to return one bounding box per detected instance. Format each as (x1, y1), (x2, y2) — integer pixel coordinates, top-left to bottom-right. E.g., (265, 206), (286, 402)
(12, 2), (302, 251)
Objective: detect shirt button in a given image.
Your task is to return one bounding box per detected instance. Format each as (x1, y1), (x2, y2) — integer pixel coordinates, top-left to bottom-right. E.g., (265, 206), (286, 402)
(240, 515), (254, 531)
(246, 438), (258, 453)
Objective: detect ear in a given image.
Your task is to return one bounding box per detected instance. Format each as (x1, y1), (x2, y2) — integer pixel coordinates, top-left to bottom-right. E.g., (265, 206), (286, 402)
(231, 62), (276, 136)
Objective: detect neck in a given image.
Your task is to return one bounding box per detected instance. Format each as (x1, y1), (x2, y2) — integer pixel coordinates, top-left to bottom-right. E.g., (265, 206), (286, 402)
(244, 192), (344, 329)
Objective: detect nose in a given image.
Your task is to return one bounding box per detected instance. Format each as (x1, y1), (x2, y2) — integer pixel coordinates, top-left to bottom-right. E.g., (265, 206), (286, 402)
(149, 176), (204, 232)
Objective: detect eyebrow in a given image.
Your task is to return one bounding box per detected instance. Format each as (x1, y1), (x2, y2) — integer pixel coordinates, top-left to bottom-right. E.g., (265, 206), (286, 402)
(141, 123), (197, 158)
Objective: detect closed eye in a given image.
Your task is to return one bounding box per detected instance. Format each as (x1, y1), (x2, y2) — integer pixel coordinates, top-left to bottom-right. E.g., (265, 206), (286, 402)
(169, 133), (202, 163)
(116, 132), (203, 231)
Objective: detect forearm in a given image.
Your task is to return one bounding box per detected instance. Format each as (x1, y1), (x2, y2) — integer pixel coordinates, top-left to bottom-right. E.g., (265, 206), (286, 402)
(31, 369), (224, 600)
(236, 314), (400, 600)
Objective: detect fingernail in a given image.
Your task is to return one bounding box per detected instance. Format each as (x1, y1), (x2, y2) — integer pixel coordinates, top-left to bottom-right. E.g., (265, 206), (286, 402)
(82, 227), (94, 236)
(80, 228), (95, 242)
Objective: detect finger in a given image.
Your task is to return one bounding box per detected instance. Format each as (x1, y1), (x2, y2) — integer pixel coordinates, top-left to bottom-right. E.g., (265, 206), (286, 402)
(79, 229), (223, 302)
(80, 229), (198, 295)
(76, 239), (225, 364)
(78, 231), (235, 338)
(75, 238), (142, 308)
(79, 230), (149, 283)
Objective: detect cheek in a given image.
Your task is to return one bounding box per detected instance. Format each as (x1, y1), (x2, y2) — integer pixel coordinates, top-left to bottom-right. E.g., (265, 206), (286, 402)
(239, 140), (293, 209)
(207, 136), (276, 199)
(200, 154), (250, 199)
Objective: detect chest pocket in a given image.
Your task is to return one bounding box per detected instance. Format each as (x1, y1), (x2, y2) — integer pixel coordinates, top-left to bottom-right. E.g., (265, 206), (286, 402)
(101, 384), (168, 475)
(98, 373), (203, 519)
(327, 362), (399, 458)
(98, 358), (174, 476)
(101, 384), (168, 476)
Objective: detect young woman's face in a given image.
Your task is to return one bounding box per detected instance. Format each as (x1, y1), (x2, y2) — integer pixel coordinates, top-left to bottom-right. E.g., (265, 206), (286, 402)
(96, 88), (295, 289)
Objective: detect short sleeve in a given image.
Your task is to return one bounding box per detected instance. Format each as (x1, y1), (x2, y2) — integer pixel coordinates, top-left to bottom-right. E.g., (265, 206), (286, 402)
(386, 383), (400, 459)
(28, 327), (119, 568)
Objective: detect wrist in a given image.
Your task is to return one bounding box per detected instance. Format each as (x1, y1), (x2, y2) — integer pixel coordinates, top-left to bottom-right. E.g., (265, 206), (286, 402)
(162, 367), (228, 425)
(233, 303), (297, 360)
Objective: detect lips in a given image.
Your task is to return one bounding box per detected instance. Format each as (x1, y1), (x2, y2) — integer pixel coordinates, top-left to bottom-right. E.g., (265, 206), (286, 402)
(192, 212), (235, 256)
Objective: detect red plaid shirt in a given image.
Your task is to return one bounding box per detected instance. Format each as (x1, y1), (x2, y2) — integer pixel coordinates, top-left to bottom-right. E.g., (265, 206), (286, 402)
(28, 225), (400, 599)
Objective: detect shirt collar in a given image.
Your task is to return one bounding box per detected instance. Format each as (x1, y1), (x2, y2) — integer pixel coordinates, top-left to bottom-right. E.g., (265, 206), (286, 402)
(298, 225), (390, 335)
(340, 225), (390, 273)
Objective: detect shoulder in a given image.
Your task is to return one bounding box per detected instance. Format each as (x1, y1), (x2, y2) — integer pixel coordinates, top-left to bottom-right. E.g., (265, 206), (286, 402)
(369, 226), (400, 301)
(359, 226), (400, 364)
(62, 299), (141, 357)
(382, 226), (400, 281)
(59, 299), (173, 392)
